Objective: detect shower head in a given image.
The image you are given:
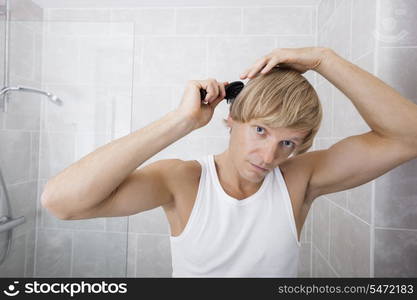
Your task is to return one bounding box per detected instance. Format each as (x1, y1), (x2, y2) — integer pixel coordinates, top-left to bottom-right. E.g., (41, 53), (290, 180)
(44, 91), (63, 105)
(0, 86), (63, 106)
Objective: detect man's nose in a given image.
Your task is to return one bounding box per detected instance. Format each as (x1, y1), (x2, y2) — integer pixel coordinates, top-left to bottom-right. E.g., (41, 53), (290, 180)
(261, 143), (278, 165)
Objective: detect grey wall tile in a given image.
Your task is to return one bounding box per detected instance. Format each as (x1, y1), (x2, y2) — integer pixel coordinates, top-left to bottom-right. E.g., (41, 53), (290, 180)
(312, 197), (330, 259)
(298, 242), (312, 277)
(329, 203), (371, 277)
(131, 85), (173, 131)
(315, 81), (332, 138)
(136, 234), (172, 277)
(318, 0), (351, 61)
(317, 0), (336, 33)
(176, 8), (241, 35)
(46, 8), (111, 22)
(375, 159), (417, 229)
(347, 182), (372, 224)
(3, 93), (41, 131)
(351, 0), (377, 61)
(0, 130), (31, 184)
(105, 216), (128, 233)
(128, 207), (170, 235)
(35, 228), (72, 277)
(39, 131), (75, 180)
(0, 233), (26, 277)
(332, 86), (371, 138)
(72, 231), (127, 277)
(312, 245), (338, 277)
(29, 132), (40, 181)
(377, 47), (417, 100)
(25, 227), (36, 276)
(126, 233), (137, 277)
(377, 0), (417, 47)
(111, 8), (174, 35)
(7, 181), (37, 239)
(10, 0), (43, 21)
(207, 36), (275, 81)
(141, 37), (206, 85)
(301, 206), (312, 243)
(374, 228), (417, 277)
(243, 7), (313, 35)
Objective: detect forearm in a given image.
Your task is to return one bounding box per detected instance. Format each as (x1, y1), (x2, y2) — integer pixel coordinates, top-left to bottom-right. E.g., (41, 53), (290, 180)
(316, 49), (417, 144)
(42, 110), (195, 216)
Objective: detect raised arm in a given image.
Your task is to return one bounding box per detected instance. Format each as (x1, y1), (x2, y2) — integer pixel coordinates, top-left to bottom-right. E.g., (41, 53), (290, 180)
(41, 79), (228, 220)
(240, 47), (417, 201)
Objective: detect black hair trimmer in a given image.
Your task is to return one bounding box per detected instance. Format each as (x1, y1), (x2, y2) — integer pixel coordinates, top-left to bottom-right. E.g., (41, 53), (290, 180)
(200, 81), (244, 104)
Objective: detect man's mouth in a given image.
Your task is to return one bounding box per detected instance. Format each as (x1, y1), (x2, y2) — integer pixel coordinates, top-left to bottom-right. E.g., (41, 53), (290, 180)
(250, 163), (268, 172)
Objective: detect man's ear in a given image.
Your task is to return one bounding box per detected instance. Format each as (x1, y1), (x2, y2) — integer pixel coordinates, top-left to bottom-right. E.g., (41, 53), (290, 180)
(226, 115), (234, 128)
(226, 115), (234, 134)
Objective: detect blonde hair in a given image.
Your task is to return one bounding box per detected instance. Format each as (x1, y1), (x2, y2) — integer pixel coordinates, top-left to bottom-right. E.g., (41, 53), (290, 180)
(223, 67), (322, 155)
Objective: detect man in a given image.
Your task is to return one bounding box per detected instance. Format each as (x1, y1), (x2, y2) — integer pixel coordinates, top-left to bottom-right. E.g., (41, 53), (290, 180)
(41, 47), (417, 277)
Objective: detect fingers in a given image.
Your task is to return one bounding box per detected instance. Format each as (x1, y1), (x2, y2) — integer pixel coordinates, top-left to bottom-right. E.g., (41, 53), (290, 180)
(210, 81), (229, 107)
(260, 57), (280, 74)
(240, 49), (291, 79)
(202, 79), (227, 104)
(240, 56), (269, 79)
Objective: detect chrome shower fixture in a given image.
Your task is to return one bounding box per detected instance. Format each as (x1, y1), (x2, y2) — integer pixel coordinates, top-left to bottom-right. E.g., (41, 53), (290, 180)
(1, 86), (63, 112)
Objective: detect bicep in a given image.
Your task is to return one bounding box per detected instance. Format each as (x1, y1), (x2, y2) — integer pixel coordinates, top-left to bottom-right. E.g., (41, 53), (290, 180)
(308, 131), (417, 200)
(72, 159), (181, 219)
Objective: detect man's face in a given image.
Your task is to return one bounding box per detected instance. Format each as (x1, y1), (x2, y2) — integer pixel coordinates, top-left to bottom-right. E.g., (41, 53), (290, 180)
(227, 115), (308, 182)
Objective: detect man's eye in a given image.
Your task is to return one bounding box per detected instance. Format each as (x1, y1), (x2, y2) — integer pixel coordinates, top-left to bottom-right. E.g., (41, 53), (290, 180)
(282, 141), (294, 147)
(255, 126), (265, 134)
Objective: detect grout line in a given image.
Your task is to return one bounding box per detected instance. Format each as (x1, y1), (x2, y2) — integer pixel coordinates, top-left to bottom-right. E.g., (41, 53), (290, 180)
(240, 8), (243, 35)
(375, 226), (417, 232)
(379, 46), (417, 49)
(325, 195), (371, 226)
(47, 5), (317, 10)
(313, 243), (340, 277)
(316, 2), (335, 35)
(327, 198), (331, 263)
(173, 8), (177, 35)
(352, 49), (373, 63)
(371, 0), (382, 278)
(331, 83), (334, 137)
(134, 233), (138, 277)
(310, 203), (314, 277)
(70, 231), (74, 276)
(124, 22), (135, 278)
(349, 0), (353, 61)
(32, 19), (48, 274)
(39, 225), (170, 235)
(371, 179), (375, 278)
(205, 36), (208, 77)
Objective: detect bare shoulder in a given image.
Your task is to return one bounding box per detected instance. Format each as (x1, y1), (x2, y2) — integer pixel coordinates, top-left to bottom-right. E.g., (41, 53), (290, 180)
(160, 158), (201, 203)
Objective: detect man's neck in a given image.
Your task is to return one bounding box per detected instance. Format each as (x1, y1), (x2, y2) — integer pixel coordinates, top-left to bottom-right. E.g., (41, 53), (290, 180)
(214, 151), (264, 197)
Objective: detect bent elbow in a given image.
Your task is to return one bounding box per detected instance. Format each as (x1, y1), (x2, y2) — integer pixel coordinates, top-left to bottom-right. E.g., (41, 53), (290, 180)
(40, 188), (72, 220)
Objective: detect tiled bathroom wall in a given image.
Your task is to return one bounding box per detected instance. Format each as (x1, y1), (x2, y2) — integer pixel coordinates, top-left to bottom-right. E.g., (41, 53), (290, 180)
(313, 0), (417, 277)
(0, 0), (43, 276)
(34, 21), (134, 276)
(373, 0), (417, 277)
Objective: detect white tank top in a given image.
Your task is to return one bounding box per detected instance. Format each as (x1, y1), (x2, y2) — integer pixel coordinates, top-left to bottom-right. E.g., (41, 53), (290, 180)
(170, 154), (301, 277)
